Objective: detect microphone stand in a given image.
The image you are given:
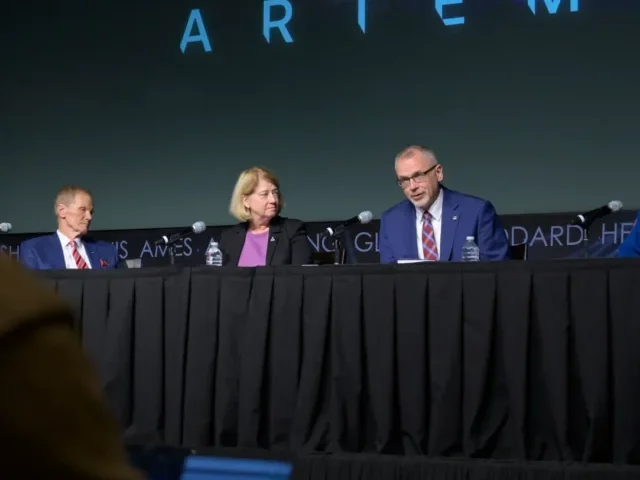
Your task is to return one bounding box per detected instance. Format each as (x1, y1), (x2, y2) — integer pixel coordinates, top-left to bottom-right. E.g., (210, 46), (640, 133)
(327, 227), (346, 265)
(333, 234), (344, 265)
(159, 231), (193, 266)
(580, 224), (591, 259)
(168, 245), (176, 265)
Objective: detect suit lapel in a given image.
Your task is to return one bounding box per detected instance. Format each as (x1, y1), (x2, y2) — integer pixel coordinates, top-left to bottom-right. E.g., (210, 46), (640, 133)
(266, 217), (281, 266)
(439, 188), (460, 261)
(47, 234), (66, 269)
(402, 202), (419, 259)
(226, 224), (247, 266)
(84, 240), (102, 269)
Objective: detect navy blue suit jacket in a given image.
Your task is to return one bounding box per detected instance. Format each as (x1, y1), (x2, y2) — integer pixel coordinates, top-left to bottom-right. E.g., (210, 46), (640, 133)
(617, 211), (640, 258)
(379, 187), (510, 263)
(19, 234), (119, 270)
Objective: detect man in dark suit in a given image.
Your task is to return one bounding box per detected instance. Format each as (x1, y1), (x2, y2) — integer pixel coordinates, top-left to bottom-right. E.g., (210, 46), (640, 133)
(379, 146), (509, 263)
(0, 254), (140, 479)
(19, 186), (119, 270)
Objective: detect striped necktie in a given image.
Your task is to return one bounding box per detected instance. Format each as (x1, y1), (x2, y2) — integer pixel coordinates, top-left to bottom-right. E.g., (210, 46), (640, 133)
(70, 240), (88, 269)
(422, 212), (438, 261)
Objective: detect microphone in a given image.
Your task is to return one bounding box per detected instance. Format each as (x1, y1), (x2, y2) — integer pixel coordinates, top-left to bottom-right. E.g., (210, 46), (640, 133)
(326, 211), (373, 236)
(0, 223), (11, 233)
(572, 200), (623, 229)
(154, 221), (206, 246)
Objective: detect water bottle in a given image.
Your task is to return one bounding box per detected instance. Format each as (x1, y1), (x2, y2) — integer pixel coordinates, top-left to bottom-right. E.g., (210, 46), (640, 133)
(205, 239), (223, 266)
(461, 236), (480, 262)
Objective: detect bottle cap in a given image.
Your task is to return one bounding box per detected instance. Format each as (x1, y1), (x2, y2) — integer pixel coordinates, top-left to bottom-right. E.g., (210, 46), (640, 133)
(466, 236), (474, 241)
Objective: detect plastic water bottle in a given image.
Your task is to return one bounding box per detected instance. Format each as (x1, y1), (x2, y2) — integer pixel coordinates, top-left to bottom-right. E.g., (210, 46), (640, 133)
(205, 239), (223, 266)
(461, 236), (480, 262)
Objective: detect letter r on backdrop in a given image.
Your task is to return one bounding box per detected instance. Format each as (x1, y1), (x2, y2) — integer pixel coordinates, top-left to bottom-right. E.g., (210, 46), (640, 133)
(263, 0), (294, 43)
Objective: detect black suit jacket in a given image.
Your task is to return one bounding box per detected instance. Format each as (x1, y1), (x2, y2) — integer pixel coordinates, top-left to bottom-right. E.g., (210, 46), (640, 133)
(219, 216), (312, 266)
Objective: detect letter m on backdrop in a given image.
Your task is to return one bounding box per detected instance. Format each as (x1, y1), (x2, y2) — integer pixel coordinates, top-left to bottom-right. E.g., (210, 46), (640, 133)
(527, 0), (579, 14)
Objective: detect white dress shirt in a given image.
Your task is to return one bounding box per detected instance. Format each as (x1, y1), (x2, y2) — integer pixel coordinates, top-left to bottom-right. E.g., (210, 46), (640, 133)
(56, 230), (93, 269)
(415, 188), (443, 260)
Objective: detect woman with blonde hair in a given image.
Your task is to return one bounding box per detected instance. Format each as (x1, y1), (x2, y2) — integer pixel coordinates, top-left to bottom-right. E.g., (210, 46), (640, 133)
(219, 167), (312, 266)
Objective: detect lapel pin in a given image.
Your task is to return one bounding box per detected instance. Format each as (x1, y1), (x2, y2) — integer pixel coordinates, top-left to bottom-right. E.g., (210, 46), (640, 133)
(270, 237), (275, 242)
(453, 216), (458, 221)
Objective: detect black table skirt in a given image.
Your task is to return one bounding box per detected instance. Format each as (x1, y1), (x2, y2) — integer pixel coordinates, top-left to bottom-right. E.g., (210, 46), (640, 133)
(38, 259), (640, 464)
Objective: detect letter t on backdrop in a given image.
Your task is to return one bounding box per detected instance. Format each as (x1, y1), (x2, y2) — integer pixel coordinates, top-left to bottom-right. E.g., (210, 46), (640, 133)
(358, 0), (366, 33)
(435, 0), (465, 26)
(180, 9), (212, 53)
(263, 0), (294, 43)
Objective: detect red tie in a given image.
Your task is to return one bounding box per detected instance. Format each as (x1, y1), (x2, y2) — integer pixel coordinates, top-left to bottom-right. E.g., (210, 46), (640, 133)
(422, 212), (438, 261)
(70, 241), (88, 269)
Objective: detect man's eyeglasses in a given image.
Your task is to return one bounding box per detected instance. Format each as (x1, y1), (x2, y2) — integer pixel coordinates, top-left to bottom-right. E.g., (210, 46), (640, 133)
(396, 164), (439, 188)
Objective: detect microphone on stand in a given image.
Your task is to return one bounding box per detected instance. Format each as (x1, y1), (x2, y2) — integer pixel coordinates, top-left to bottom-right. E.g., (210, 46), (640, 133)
(572, 200), (623, 260)
(325, 211), (373, 265)
(325, 211), (373, 237)
(154, 221), (206, 247)
(0, 223), (11, 233)
(571, 200), (623, 230)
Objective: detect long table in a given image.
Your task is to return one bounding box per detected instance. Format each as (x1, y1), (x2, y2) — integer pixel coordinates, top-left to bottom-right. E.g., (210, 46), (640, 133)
(38, 259), (640, 470)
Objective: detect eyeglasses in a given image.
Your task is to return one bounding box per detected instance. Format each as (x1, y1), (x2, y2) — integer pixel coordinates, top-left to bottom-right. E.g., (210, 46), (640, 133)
(396, 164), (439, 188)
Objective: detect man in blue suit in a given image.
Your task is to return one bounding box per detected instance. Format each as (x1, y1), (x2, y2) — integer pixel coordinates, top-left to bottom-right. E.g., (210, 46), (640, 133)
(19, 186), (120, 270)
(379, 146), (510, 263)
(617, 212), (640, 257)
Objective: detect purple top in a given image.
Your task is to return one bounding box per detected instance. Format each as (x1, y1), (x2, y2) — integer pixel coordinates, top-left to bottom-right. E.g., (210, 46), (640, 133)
(238, 230), (270, 267)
